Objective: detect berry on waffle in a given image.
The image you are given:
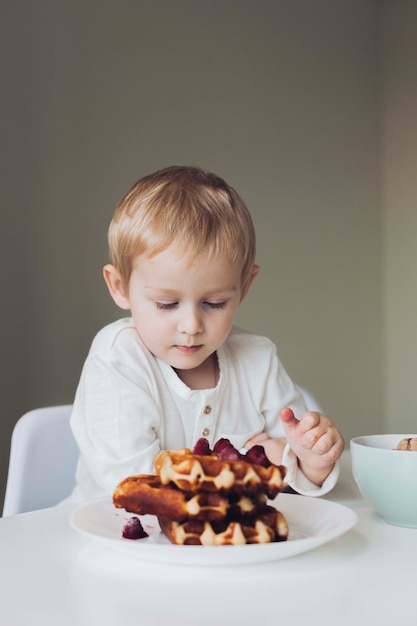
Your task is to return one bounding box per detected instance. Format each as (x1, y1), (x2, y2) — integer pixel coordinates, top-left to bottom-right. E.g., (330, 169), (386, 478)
(154, 448), (286, 498)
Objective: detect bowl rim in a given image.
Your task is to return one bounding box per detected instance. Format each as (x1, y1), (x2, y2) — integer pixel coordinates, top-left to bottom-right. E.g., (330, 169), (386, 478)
(350, 434), (417, 451)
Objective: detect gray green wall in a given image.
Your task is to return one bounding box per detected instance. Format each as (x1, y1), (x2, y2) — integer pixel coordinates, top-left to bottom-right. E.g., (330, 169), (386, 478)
(2, 0), (415, 510)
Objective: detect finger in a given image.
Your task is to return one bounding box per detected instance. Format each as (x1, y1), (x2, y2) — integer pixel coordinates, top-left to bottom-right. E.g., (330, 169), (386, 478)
(280, 408), (299, 431)
(298, 411), (321, 434)
(304, 429), (331, 452)
(302, 425), (339, 454)
(245, 432), (270, 449)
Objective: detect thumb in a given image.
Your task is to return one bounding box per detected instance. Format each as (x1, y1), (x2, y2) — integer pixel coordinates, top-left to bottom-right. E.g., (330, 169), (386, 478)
(280, 408), (300, 432)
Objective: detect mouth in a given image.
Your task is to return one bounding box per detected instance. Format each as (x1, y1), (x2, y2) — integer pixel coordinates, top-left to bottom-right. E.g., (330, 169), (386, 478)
(175, 345), (203, 354)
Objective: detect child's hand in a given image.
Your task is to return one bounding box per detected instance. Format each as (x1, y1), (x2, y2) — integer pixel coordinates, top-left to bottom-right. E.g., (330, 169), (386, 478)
(244, 432), (287, 466)
(280, 408), (344, 486)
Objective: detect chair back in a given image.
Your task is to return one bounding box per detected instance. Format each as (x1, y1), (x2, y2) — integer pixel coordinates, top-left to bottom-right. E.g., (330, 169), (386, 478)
(3, 405), (78, 517)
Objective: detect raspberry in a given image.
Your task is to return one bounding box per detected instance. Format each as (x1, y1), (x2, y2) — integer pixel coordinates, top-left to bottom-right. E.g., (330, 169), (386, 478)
(122, 516), (149, 540)
(193, 437), (212, 455)
(213, 438), (242, 461)
(213, 438), (232, 454)
(245, 445), (271, 468)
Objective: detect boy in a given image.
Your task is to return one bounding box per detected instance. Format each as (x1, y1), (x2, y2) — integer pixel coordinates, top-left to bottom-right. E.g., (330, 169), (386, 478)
(70, 165), (344, 501)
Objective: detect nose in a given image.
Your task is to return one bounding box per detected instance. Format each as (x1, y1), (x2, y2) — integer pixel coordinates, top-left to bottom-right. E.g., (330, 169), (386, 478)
(177, 305), (203, 335)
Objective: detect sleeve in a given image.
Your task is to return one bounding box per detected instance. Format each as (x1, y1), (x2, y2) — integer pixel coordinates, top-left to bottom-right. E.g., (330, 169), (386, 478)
(259, 343), (307, 437)
(282, 445), (340, 496)
(260, 343), (339, 496)
(70, 352), (162, 497)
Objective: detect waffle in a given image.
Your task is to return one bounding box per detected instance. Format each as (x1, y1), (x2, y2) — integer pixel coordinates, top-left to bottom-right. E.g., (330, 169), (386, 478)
(158, 505), (289, 546)
(113, 474), (267, 522)
(155, 448), (286, 498)
(113, 440), (289, 546)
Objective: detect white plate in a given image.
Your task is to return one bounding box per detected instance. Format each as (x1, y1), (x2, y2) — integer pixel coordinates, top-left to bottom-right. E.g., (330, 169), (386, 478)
(69, 494), (357, 566)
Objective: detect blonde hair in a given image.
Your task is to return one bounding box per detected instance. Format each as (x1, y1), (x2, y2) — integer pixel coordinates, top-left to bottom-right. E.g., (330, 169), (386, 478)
(108, 165), (256, 292)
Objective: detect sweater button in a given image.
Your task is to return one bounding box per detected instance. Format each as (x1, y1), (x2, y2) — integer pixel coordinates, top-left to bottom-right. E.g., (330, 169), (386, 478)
(203, 405), (212, 414)
(202, 428), (210, 437)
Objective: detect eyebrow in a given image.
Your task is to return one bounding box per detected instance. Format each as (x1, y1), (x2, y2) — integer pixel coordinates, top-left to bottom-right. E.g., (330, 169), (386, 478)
(144, 285), (239, 297)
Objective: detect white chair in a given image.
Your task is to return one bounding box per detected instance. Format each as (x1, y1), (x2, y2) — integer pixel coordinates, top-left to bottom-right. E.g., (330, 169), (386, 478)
(2, 405), (78, 517)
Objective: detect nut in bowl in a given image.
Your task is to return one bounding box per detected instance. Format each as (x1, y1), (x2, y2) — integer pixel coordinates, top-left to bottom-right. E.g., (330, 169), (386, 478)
(350, 434), (417, 528)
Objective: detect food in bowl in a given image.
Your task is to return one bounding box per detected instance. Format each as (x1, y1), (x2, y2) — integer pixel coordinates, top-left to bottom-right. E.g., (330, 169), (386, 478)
(396, 437), (417, 451)
(113, 438), (289, 545)
(350, 434), (417, 528)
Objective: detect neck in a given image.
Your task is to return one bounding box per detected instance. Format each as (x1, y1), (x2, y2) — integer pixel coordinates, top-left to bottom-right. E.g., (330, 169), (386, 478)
(174, 353), (218, 390)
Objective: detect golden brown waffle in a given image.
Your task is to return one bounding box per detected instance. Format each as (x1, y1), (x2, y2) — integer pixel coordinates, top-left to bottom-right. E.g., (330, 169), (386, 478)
(113, 442), (289, 546)
(113, 474), (267, 522)
(158, 505), (289, 546)
(154, 448), (286, 498)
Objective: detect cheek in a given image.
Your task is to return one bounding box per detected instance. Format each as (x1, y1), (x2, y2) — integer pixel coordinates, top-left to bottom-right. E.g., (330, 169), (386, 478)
(138, 314), (164, 337)
(211, 312), (236, 338)
(142, 310), (176, 340)
(131, 303), (161, 336)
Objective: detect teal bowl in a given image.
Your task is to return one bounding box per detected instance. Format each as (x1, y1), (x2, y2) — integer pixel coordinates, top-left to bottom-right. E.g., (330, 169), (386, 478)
(351, 434), (417, 528)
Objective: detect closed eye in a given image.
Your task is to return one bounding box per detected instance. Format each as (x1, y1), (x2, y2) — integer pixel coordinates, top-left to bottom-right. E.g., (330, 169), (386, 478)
(156, 300), (227, 311)
(156, 302), (178, 310)
(204, 301), (227, 309)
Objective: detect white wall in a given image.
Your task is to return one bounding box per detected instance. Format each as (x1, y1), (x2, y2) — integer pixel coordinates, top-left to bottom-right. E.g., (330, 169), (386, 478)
(382, 1), (417, 432)
(2, 0), (390, 506)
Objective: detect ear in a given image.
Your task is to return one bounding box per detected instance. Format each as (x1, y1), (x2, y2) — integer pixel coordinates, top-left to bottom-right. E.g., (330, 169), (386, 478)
(240, 264), (260, 302)
(103, 264), (131, 310)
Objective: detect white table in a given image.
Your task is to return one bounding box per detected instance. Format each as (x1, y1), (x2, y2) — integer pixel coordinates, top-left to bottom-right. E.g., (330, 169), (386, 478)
(1, 451), (416, 626)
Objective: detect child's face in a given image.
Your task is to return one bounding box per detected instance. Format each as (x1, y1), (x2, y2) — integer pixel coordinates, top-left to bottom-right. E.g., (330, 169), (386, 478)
(106, 245), (255, 378)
